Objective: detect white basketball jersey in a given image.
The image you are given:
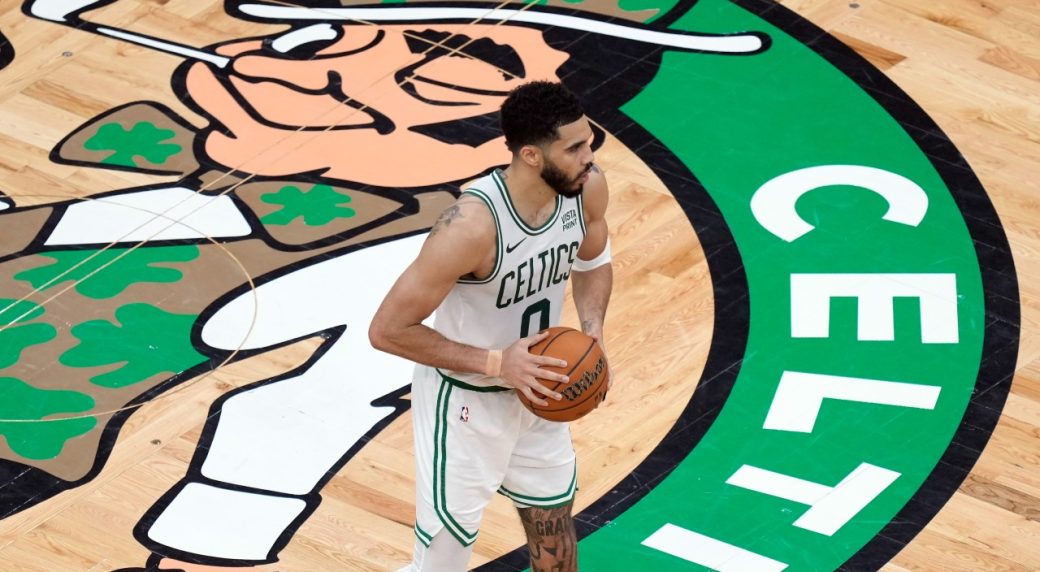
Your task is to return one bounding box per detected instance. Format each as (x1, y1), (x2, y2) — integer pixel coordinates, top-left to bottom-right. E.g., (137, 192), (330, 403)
(434, 169), (586, 388)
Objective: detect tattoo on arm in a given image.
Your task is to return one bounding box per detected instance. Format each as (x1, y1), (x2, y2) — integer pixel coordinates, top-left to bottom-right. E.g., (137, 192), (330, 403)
(429, 204), (463, 237)
(518, 504), (578, 572)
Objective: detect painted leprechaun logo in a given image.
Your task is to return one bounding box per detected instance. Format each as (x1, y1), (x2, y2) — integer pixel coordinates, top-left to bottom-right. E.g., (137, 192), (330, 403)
(0, 0), (1017, 571)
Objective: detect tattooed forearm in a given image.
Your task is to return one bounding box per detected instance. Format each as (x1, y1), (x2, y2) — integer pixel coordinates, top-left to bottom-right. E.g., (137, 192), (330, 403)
(429, 204), (463, 237)
(519, 504), (578, 572)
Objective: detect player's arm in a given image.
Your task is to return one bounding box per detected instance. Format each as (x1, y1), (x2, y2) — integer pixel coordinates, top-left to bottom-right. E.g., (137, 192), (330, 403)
(369, 196), (568, 405)
(571, 165), (612, 344)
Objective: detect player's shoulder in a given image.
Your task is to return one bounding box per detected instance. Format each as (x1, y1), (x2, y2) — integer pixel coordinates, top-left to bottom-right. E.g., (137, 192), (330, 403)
(427, 192), (496, 245)
(581, 164), (609, 218)
(586, 164), (608, 192)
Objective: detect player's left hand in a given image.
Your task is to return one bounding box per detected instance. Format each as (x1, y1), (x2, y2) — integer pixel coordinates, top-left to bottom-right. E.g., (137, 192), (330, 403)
(585, 329), (613, 393)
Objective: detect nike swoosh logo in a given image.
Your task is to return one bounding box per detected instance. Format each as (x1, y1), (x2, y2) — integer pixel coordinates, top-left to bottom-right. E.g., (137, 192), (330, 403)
(505, 238), (527, 253)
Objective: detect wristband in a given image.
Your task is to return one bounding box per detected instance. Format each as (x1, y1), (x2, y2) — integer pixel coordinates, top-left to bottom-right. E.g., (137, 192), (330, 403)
(485, 349), (503, 377)
(572, 238), (611, 272)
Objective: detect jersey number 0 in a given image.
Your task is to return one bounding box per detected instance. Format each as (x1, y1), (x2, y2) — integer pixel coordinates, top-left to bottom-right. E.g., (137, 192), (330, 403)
(521, 299), (551, 337)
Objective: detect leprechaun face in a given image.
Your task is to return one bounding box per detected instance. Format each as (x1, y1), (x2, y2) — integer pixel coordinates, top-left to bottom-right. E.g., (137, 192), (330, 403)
(184, 23), (570, 186)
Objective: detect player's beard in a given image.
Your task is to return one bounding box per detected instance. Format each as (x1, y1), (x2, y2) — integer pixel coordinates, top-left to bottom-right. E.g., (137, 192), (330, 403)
(541, 159), (591, 198)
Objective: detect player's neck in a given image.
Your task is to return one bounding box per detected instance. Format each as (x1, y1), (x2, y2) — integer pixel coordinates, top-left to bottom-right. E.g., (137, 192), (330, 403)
(500, 163), (557, 215)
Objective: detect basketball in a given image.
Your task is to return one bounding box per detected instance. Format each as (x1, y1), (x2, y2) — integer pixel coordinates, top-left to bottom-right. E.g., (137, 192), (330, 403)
(518, 326), (610, 422)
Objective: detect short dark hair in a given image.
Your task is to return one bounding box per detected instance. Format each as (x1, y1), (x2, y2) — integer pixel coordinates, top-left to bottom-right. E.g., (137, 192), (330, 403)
(500, 81), (585, 153)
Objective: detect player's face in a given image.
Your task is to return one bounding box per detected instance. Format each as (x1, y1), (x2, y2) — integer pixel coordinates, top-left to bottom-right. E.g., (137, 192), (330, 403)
(184, 24), (570, 186)
(540, 116), (595, 197)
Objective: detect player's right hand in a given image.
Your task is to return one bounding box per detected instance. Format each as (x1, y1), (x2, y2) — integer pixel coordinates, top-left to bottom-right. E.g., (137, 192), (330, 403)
(499, 331), (568, 406)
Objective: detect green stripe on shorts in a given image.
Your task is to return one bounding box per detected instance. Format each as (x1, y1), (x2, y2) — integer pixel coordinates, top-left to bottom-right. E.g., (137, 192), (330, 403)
(433, 379), (478, 546)
(499, 465), (577, 507)
(414, 523), (433, 547)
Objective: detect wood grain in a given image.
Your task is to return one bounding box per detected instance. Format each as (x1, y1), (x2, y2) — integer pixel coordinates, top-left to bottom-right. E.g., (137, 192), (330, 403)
(0, 0), (1035, 570)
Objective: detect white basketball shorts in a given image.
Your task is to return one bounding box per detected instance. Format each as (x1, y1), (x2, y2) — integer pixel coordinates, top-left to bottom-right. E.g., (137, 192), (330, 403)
(410, 365), (577, 547)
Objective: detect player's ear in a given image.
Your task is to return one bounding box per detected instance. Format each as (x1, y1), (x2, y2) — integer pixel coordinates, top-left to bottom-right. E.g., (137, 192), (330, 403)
(519, 144), (542, 169)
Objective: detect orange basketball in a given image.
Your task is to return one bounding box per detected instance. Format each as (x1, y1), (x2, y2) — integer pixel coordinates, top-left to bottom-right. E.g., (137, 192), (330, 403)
(518, 326), (609, 422)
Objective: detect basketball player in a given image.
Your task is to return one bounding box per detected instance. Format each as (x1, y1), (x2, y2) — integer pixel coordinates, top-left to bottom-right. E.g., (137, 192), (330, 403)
(369, 81), (613, 571)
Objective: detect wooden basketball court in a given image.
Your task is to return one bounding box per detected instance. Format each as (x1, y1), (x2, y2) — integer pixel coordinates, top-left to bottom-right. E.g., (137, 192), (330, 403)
(0, 0), (1036, 570)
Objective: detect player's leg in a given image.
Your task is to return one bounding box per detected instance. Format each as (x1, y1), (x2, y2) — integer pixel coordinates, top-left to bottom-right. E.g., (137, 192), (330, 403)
(407, 368), (524, 571)
(397, 530), (476, 572)
(517, 502), (578, 572)
(502, 411), (579, 571)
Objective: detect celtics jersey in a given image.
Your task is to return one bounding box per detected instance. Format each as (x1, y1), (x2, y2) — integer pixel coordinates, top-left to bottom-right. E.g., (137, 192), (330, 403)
(434, 169), (586, 389)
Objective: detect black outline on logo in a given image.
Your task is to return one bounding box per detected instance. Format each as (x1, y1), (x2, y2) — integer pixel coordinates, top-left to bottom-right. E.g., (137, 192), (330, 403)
(0, 30), (14, 71)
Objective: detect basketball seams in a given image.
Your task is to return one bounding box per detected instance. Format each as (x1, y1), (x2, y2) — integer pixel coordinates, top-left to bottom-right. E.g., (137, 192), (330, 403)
(522, 326), (608, 421)
(530, 345), (606, 415)
(560, 334), (596, 379)
(534, 328), (571, 356)
(537, 329), (595, 378)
